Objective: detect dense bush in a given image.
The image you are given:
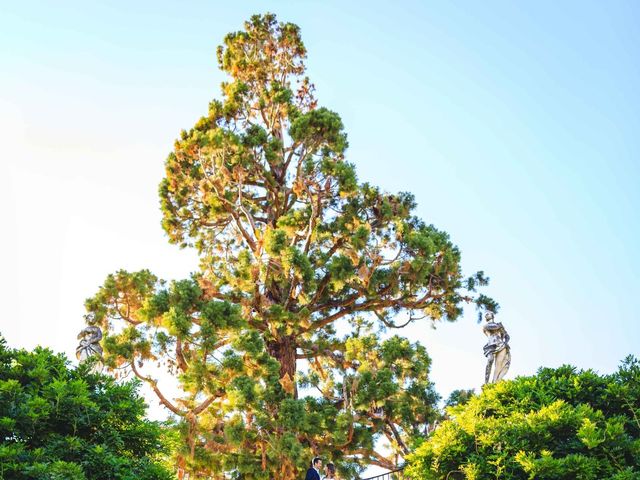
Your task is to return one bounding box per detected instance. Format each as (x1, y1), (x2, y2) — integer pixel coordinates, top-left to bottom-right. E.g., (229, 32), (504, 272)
(0, 336), (173, 480)
(407, 357), (640, 479)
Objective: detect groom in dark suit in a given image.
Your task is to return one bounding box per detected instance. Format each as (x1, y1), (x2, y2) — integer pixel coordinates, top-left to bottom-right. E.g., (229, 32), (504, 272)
(305, 457), (322, 480)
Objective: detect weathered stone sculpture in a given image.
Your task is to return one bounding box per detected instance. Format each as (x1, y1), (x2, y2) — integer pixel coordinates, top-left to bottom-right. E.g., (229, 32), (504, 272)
(482, 312), (511, 384)
(76, 325), (103, 365)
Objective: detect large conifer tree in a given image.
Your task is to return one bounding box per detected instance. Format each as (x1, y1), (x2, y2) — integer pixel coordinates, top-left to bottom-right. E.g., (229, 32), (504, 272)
(84, 14), (494, 479)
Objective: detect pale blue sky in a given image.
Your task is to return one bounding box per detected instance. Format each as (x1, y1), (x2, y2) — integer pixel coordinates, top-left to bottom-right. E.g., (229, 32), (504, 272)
(1, 0), (639, 427)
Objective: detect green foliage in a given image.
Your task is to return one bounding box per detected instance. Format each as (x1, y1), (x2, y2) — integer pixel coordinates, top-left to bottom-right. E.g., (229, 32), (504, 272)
(406, 357), (640, 479)
(83, 13), (493, 479)
(444, 389), (475, 409)
(0, 336), (173, 480)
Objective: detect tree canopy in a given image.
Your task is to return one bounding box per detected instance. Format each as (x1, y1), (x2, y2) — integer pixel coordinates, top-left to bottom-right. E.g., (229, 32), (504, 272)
(83, 13), (493, 479)
(406, 357), (640, 480)
(0, 336), (172, 480)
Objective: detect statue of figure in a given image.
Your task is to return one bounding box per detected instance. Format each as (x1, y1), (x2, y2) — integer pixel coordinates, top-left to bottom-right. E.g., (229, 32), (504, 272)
(482, 312), (511, 384)
(76, 325), (103, 363)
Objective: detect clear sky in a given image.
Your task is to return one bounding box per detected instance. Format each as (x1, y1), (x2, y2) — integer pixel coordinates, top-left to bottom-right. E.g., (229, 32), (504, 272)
(1, 0), (639, 466)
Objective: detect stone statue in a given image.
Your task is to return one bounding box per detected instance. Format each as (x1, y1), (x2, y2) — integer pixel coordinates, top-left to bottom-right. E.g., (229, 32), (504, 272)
(76, 325), (103, 363)
(482, 312), (511, 384)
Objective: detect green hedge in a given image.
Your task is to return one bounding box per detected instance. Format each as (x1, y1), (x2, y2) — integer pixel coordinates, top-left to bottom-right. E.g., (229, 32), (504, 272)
(0, 337), (173, 480)
(407, 357), (640, 479)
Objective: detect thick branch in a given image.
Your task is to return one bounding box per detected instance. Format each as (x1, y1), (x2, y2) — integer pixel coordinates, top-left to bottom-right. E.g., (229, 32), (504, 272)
(386, 420), (410, 455)
(175, 338), (189, 372)
(193, 394), (217, 414)
(348, 449), (396, 470)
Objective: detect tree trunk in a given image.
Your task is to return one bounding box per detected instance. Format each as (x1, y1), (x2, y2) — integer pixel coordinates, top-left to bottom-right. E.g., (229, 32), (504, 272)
(279, 457), (296, 480)
(267, 335), (298, 398)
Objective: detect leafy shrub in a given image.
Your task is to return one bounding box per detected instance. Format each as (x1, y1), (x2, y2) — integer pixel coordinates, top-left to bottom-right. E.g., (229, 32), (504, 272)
(406, 357), (640, 479)
(0, 336), (174, 480)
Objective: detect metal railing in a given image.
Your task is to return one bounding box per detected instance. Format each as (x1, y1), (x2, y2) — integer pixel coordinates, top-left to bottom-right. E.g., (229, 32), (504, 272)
(360, 467), (406, 480)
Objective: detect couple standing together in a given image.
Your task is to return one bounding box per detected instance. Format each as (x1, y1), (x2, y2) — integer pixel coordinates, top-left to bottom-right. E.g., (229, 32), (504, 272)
(305, 457), (340, 480)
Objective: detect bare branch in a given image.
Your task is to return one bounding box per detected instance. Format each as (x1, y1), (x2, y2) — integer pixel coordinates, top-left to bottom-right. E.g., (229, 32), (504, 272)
(130, 360), (185, 416)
